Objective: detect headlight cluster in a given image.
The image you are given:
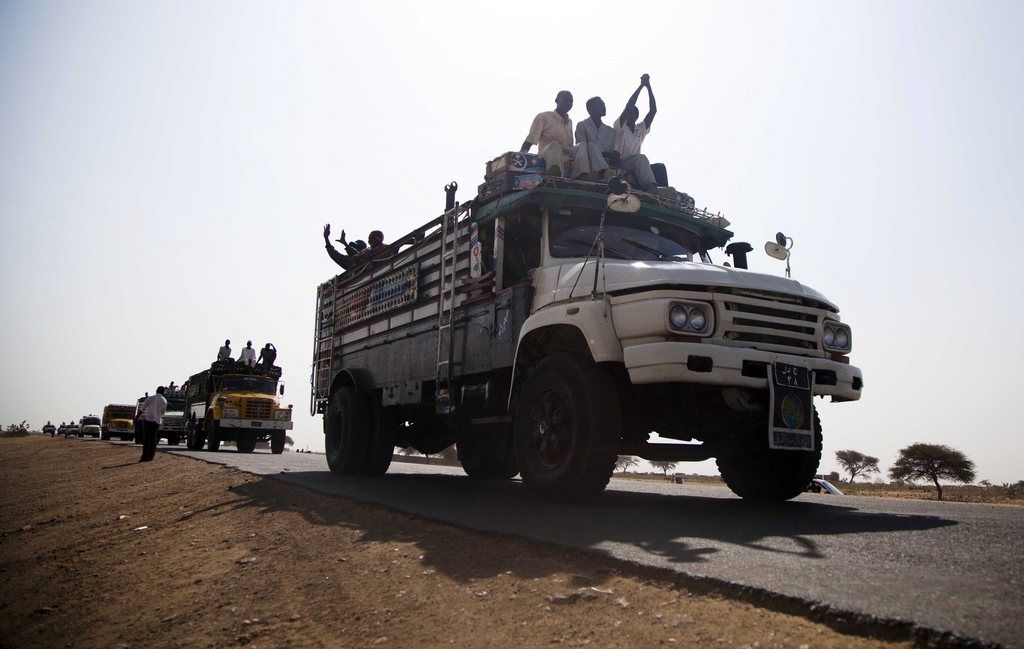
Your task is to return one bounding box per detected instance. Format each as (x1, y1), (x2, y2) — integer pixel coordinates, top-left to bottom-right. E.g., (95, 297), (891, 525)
(668, 302), (712, 335)
(274, 410), (290, 421)
(822, 322), (852, 352)
(222, 407), (239, 419)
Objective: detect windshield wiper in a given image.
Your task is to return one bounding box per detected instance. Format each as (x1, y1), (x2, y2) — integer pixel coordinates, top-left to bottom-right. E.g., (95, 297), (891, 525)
(621, 238), (670, 260)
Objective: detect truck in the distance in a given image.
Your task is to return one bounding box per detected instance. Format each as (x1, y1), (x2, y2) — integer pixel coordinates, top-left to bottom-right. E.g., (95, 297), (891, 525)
(183, 361), (293, 454)
(311, 158), (862, 502)
(102, 404), (137, 441)
(79, 415), (102, 438)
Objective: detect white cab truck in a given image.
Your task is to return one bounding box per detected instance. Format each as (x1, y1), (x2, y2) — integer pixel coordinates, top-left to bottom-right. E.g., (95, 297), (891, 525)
(312, 172), (862, 502)
(79, 415), (101, 438)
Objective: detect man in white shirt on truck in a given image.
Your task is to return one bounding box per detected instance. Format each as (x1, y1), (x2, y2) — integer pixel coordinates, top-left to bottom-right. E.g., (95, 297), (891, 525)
(138, 386), (168, 462)
(239, 340), (257, 367)
(613, 74), (659, 192)
(521, 90), (580, 178)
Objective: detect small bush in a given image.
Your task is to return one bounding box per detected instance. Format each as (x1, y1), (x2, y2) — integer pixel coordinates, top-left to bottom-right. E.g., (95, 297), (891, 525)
(2, 423), (31, 438)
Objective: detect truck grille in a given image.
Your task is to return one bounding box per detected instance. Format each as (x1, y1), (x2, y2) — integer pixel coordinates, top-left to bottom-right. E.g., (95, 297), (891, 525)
(716, 293), (823, 355)
(244, 400), (272, 419)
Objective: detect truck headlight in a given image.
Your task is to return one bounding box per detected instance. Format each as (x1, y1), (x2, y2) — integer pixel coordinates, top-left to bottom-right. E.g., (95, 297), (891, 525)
(222, 407), (239, 418)
(274, 410), (290, 421)
(668, 302), (712, 335)
(823, 322), (852, 353)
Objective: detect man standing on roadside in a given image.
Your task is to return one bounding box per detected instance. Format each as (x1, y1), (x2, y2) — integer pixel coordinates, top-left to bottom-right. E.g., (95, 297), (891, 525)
(138, 386), (168, 462)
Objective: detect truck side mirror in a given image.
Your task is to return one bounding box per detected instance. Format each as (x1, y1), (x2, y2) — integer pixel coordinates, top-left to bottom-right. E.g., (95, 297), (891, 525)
(279, 384), (285, 396)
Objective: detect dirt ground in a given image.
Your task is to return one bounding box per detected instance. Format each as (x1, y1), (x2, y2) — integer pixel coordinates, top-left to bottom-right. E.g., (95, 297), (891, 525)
(1, 436), (912, 649)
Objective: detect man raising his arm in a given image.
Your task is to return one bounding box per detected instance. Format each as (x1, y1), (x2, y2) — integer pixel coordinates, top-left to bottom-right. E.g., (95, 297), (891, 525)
(614, 74), (659, 192)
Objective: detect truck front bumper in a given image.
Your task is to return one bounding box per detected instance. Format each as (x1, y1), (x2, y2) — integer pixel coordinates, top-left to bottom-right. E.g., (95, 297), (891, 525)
(623, 342), (862, 401)
(218, 418), (293, 430)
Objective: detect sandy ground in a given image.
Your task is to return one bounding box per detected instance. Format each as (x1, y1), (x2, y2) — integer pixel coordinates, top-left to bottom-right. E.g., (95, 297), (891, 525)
(1, 436), (911, 649)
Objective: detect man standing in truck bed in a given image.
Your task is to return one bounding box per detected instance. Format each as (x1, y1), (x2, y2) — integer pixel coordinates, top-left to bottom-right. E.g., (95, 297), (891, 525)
(521, 90), (578, 177)
(138, 386), (168, 462)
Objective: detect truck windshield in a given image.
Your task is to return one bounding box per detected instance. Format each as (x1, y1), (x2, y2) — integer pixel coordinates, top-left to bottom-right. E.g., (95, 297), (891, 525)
(549, 210), (709, 263)
(108, 408), (135, 419)
(82, 417), (100, 426)
(166, 397), (185, 411)
(218, 376), (277, 395)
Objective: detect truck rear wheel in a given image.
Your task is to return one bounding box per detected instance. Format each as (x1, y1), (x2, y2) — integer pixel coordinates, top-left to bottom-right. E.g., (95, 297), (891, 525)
(458, 426), (518, 480)
(716, 408), (823, 502)
(271, 431), (286, 455)
(325, 387), (371, 475)
(513, 353), (620, 502)
(186, 415), (204, 450)
(206, 418), (221, 452)
(364, 402), (396, 475)
(101, 428), (110, 441)
(235, 436), (256, 453)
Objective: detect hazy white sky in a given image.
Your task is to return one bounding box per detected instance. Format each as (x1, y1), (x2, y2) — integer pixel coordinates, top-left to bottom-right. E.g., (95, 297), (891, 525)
(2, 1), (1022, 482)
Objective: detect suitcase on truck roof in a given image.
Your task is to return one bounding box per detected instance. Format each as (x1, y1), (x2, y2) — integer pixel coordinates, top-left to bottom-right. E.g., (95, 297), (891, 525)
(485, 152), (545, 179)
(477, 171), (545, 203)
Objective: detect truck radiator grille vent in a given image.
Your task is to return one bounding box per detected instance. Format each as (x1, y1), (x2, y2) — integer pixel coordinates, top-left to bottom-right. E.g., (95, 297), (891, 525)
(244, 401), (272, 419)
(719, 296), (822, 355)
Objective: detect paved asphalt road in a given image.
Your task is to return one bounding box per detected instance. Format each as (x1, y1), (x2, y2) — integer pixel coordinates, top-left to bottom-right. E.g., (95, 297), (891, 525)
(97, 438), (1021, 647)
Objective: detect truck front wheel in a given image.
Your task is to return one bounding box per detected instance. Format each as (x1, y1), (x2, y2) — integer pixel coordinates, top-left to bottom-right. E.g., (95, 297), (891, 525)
(235, 436), (256, 453)
(513, 353), (621, 502)
(271, 431), (286, 455)
(325, 387), (371, 475)
(458, 426), (518, 480)
(716, 408), (823, 502)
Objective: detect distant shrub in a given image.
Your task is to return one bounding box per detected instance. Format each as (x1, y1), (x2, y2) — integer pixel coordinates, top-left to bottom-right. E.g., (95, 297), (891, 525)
(2, 423), (31, 438)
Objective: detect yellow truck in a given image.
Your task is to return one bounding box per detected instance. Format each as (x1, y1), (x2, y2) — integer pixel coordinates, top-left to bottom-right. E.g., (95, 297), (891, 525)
(183, 361), (292, 454)
(102, 404), (137, 441)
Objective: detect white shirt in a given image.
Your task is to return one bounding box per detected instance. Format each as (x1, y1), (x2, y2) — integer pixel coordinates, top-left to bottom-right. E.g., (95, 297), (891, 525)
(239, 346), (256, 366)
(139, 394), (168, 424)
(614, 118), (649, 158)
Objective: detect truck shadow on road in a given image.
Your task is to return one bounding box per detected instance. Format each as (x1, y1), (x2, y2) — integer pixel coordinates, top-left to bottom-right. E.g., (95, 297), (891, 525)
(219, 469), (958, 584)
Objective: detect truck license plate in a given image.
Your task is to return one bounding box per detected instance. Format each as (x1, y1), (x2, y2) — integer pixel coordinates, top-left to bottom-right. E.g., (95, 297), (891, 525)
(768, 362), (815, 451)
(251, 421), (262, 427)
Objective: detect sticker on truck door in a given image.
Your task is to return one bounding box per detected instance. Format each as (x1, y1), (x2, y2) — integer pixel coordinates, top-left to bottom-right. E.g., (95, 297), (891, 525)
(768, 362), (815, 451)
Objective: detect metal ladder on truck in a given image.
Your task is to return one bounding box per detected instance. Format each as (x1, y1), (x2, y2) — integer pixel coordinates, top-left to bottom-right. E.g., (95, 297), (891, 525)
(435, 182), (460, 414)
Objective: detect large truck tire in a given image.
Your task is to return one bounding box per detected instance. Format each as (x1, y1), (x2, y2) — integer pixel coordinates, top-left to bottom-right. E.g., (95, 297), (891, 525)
(186, 416), (203, 450)
(235, 436), (256, 453)
(205, 418), (221, 452)
(458, 426), (518, 480)
(363, 402), (397, 475)
(513, 353), (621, 502)
(716, 408), (823, 502)
(101, 429), (110, 441)
(271, 431), (286, 455)
(325, 387), (371, 475)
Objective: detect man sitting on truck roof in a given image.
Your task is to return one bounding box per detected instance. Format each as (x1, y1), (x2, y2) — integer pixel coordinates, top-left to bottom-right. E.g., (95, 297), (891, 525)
(521, 90), (580, 178)
(217, 339), (232, 361)
(257, 342), (277, 368)
(613, 74), (659, 192)
(574, 96), (617, 181)
(239, 340), (257, 367)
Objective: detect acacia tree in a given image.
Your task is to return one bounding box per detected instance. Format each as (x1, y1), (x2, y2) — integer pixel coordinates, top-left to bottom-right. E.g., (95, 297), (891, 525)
(889, 443), (976, 501)
(650, 460), (678, 477)
(615, 455), (639, 473)
(834, 449), (880, 483)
